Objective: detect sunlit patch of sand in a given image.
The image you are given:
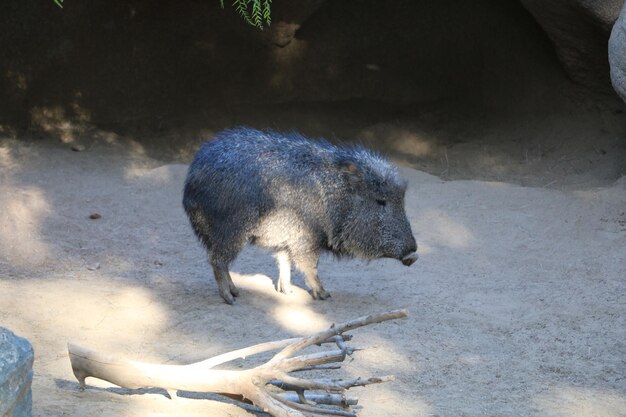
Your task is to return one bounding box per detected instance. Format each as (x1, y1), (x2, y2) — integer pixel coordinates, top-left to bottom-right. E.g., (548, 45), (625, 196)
(0, 186), (52, 266)
(230, 272), (329, 334)
(0, 277), (168, 359)
(535, 386), (626, 417)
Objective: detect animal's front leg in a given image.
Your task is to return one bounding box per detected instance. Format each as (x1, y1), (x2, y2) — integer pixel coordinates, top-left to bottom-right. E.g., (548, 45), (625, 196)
(275, 250), (293, 294)
(293, 251), (330, 300)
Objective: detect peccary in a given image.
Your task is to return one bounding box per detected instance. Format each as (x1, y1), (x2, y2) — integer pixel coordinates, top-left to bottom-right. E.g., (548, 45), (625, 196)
(183, 127), (418, 304)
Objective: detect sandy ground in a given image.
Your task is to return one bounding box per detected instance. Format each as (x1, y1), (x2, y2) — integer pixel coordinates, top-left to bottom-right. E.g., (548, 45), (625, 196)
(1, 135), (625, 417)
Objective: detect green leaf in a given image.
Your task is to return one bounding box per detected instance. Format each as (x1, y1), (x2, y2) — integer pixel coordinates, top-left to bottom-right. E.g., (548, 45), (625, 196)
(228, 0), (269, 29)
(263, 0), (271, 26)
(252, 0), (263, 28)
(53, 0), (64, 8)
(233, 0), (255, 27)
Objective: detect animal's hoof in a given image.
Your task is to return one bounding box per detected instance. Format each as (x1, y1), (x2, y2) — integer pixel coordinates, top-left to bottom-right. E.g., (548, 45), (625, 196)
(277, 284), (293, 295)
(311, 289), (331, 300)
(401, 252), (418, 266)
(220, 292), (236, 305)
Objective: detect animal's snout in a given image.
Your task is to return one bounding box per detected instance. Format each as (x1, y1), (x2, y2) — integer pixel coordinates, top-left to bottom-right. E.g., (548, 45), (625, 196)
(401, 251), (418, 266)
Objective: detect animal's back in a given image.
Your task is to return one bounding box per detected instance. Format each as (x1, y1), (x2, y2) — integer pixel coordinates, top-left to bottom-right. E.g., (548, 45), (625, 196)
(185, 127), (335, 208)
(183, 128), (335, 246)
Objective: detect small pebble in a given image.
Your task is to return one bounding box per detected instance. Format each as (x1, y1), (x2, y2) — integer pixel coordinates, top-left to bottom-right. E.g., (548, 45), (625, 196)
(86, 263), (100, 271)
(89, 213), (101, 220)
(71, 144), (86, 152)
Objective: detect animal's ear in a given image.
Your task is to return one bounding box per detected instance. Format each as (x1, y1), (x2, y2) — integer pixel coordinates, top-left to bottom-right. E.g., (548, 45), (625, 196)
(338, 158), (363, 186)
(340, 160), (358, 174)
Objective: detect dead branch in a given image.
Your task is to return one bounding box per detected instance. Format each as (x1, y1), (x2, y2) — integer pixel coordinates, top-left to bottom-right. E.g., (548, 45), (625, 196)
(68, 309), (408, 417)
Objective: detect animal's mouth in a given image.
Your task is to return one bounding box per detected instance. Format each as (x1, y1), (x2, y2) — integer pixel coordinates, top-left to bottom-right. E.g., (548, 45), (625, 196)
(401, 252), (418, 266)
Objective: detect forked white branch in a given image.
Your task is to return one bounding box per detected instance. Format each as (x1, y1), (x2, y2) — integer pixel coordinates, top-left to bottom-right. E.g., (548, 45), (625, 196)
(68, 309), (408, 417)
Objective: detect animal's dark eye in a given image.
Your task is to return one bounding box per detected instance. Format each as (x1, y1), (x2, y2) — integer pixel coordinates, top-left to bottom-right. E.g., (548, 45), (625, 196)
(376, 199), (386, 206)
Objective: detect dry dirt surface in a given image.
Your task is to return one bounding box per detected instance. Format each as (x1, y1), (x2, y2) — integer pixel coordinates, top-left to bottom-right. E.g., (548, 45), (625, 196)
(1, 136), (625, 417)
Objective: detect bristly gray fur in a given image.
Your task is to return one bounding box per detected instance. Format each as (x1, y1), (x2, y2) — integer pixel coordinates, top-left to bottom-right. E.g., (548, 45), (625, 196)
(183, 127), (417, 304)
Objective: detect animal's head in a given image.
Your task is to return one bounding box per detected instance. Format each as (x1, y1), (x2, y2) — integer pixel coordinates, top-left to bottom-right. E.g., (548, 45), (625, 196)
(332, 148), (418, 266)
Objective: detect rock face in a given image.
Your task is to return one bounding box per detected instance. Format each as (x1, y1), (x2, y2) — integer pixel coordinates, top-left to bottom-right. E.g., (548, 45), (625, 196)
(575, 0), (626, 29)
(0, 328), (34, 417)
(609, 3), (626, 102)
(519, 0), (625, 90)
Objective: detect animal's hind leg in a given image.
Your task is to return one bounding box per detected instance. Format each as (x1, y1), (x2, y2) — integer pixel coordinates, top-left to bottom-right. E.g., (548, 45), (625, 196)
(210, 259), (238, 305)
(207, 219), (255, 304)
(274, 251), (292, 294)
(209, 243), (242, 304)
(201, 242), (240, 303)
(187, 209), (240, 302)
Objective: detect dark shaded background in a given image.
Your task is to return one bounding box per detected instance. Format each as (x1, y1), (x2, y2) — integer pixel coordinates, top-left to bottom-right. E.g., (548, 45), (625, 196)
(1, 0), (625, 184)
(1, 0), (618, 125)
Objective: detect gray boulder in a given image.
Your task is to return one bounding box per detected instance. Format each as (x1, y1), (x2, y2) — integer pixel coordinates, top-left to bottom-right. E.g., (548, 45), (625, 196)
(0, 328), (33, 417)
(609, 3), (626, 102)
